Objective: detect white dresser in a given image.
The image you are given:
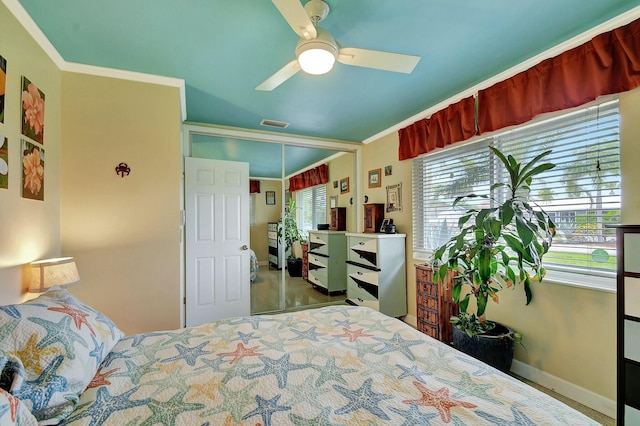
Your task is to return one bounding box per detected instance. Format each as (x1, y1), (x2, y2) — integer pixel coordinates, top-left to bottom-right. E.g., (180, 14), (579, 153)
(267, 222), (283, 269)
(345, 233), (407, 317)
(307, 231), (347, 293)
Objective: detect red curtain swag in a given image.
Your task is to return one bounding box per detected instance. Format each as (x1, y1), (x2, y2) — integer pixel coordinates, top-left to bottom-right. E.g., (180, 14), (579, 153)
(249, 180), (261, 193)
(478, 18), (640, 133)
(398, 17), (640, 160)
(288, 164), (329, 192)
(398, 96), (476, 161)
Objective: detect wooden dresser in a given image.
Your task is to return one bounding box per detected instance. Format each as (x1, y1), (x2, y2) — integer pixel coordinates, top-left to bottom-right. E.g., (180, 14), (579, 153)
(612, 225), (640, 424)
(330, 207), (346, 231)
(415, 264), (458, 344)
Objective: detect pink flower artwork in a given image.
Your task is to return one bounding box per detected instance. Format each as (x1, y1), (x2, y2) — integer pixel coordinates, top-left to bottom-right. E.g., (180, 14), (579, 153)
(22, 140), (44, 201)
(21, 76), (45, 144)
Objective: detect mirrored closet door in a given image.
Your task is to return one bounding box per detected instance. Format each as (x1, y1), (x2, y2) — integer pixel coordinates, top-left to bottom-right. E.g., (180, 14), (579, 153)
(188, 129), (356, 315)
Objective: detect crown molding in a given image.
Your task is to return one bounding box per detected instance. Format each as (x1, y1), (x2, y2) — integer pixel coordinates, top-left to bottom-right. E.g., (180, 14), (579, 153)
(3, 0), (187, 121)
(363, 5), (640, 145)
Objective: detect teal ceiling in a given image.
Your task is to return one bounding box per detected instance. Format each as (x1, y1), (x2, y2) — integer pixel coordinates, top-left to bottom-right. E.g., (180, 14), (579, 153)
(15, 0), (640, 175)
(191, 135), (342, 179)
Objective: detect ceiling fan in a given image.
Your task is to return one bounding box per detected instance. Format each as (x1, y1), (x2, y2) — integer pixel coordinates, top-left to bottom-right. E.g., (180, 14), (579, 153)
(256, 0), (421, 91)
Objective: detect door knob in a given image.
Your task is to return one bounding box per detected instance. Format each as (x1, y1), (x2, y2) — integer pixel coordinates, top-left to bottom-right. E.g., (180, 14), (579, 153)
(241, 245), (248, 250)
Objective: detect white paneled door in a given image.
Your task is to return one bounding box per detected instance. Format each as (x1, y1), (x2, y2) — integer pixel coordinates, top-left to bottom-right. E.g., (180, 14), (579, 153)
(185, 157), (250, 326)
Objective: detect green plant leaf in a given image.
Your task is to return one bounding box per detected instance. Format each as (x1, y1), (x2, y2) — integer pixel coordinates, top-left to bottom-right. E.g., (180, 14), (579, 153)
(476, 291), (488, 316)
(516, 216), (535, 246)
(500, 201), (514, 226)
(452, 282), (462, 302)
(458, 214), (471, 229)
(489, 217), (502, 239)
(437, 264), (449, 284)
(524, 276), (533, 305)
(459, 293), (470, 313)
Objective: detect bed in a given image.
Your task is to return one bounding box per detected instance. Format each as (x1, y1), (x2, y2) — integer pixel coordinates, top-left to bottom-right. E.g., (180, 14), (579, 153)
(1, 288), (599, 425)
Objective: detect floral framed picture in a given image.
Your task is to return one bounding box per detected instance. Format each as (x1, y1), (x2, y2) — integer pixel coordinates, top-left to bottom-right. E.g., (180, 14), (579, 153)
(0, 55), (6, 123)
(22, 139), (44, 201)
(368, 168), (381, 188)
(386, 183), (402, 212)
(340, 177), (350, 194)
(0, 136), (8, 189)
(21, 76), (45, 144)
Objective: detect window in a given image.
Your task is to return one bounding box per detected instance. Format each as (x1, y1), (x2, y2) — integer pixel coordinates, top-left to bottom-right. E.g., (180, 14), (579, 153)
(413, 99), (620, 289)
(297, 184), (327, 237)
(249, 193), (256, 226)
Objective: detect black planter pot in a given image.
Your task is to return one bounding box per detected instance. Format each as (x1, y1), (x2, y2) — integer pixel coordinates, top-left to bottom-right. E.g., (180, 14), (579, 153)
(287, 258), (302, 277)
(452, 323), (514, 373)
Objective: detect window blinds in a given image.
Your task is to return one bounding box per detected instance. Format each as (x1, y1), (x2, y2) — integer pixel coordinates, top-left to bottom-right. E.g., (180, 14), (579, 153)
(413, 99), (620, 277)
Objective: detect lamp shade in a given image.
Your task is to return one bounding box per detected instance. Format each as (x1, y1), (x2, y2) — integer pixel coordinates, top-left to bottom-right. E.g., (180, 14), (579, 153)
(295, 28), (338, 75)
(30, 257), (80, 293)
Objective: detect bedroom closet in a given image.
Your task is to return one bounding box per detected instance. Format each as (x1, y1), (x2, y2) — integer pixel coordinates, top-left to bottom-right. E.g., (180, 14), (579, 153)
(183, 124), (358, 321)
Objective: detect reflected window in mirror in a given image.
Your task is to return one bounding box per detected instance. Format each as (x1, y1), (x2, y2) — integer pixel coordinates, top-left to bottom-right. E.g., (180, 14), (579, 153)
(250, 194), (256, 226)
(298, 184), (326, 237)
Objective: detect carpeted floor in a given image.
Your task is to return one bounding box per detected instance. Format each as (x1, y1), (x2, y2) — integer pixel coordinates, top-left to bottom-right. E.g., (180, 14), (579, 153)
(513, 374), (614, 425)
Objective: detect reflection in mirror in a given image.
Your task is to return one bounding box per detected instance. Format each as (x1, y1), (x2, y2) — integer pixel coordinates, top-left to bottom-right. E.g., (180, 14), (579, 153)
(190, 134), (354, 314)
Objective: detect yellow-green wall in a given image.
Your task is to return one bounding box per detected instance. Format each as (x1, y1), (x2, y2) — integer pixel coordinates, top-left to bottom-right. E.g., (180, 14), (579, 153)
(60, 73), (183, 335)
(4, 0), (639, 408)
(0, 1), (62, 304)
(327, 152), (355, 232)
(359, 86), (640, 403)
(250, 179), (282, 263)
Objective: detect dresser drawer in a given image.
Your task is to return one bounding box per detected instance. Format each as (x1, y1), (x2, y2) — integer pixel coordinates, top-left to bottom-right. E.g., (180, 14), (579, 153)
(308, 269), (328, 289)
(308, 232), (329, 256)
(268, 254), (278, 265)
(308, 253), (328, 269)
(268, 231), (278, 240)
(347, 237), (379, 269)
(348, 285), (380, 310)
(347, 263), (379, 287)
(268, 238), (278, 249)
(347, 262), (379, 298)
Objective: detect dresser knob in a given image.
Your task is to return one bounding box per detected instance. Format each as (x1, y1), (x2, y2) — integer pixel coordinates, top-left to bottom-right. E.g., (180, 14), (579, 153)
(358, 298), (364, 302)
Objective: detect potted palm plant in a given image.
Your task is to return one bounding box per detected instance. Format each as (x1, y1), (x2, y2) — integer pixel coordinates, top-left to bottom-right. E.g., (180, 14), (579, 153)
(278, 198), (304, 277)
(431, 146), (556, 371)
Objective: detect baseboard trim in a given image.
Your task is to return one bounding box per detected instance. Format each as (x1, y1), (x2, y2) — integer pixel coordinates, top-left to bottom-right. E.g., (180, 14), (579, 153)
(403, 313), (417, 329)
(510, 359), (616, 419)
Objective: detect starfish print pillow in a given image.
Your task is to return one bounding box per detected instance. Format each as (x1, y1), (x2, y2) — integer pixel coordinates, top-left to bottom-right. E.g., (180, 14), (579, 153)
(0, 288), (124, 424)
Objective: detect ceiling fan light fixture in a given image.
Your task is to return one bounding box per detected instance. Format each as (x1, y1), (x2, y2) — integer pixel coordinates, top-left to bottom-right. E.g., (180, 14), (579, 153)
(297, 46), (336, 75)
(295, 27), (338, 75)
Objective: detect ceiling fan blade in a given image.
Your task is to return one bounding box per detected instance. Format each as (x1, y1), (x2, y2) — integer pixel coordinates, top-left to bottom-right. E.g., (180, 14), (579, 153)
(256, 60), (301, 91)
(272, 0), (317, 40)
(337, 47), (420, 74)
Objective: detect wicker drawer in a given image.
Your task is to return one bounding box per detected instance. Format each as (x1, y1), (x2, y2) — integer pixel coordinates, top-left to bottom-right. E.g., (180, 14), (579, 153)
(415, 264), (458, 343)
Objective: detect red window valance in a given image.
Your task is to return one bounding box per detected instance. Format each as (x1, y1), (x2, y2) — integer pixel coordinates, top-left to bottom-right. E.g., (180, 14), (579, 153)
(398, 96), (476, 161)
(250, 180), (261, 193)
(478, 17), (640, 133)
(398, 17), (640, 159)
(289, 164), (329, 192)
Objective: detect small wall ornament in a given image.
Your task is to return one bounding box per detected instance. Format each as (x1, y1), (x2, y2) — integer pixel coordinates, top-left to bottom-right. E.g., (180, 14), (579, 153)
(115, 162), (130, 178)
